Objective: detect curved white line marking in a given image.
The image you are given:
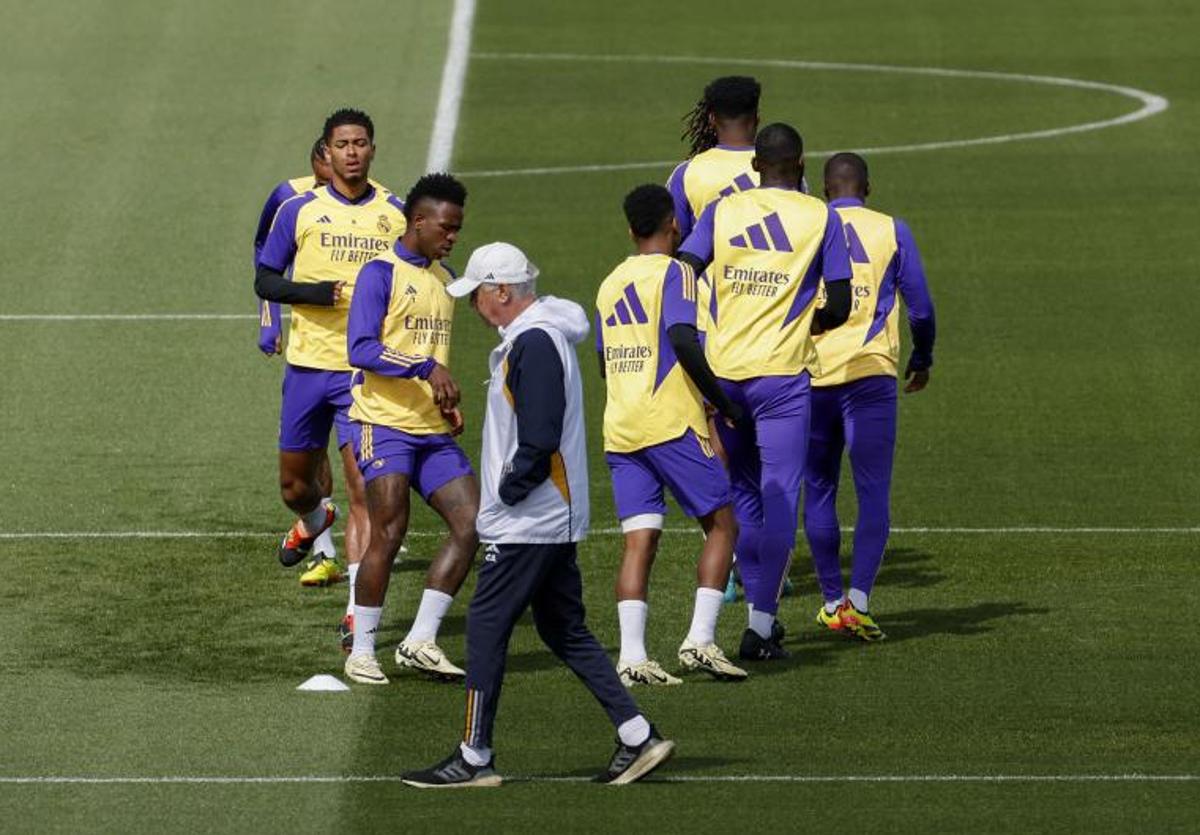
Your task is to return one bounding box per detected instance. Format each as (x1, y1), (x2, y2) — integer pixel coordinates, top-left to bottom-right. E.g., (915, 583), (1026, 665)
(459, 52), (1168, 178)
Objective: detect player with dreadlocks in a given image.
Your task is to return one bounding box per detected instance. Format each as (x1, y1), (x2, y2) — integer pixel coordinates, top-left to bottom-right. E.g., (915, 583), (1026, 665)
(667, 77), (802, 605)
(667, 76), (763, 242)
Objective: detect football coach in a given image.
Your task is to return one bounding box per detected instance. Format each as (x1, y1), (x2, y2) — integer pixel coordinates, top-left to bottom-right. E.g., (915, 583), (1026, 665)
(402, 242), (674, 788)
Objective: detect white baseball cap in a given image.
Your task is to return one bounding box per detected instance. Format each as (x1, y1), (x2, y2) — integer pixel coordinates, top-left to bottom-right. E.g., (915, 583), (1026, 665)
(445, 242), (540, 298)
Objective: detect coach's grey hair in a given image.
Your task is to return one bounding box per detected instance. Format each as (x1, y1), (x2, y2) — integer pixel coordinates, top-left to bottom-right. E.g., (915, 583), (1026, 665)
(509, 278), (537, 299)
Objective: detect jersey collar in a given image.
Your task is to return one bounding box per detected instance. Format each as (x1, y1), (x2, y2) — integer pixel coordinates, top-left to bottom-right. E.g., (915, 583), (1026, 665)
(393, 240), (431, 268)
(324, 183), (376, 205)
(829, 197), (866, 208)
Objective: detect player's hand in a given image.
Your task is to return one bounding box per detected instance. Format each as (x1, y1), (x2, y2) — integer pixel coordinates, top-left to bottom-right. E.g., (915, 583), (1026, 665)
(721, 402), (750, 433)
(331, 281), (347, 305)
(427, 363), (461, 409)
(258, 331), (282, 356)
(904, 368), (930, 393)
(443, 407), (465, 437)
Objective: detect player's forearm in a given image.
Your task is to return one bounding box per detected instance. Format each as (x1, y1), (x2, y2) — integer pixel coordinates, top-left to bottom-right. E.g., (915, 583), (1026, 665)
(812, 279), (851, 331)
(667, 323), (738, 419)
(347, 335), (435, 379)
(254, 264), (337, 305)
(907, 316), (936, 371)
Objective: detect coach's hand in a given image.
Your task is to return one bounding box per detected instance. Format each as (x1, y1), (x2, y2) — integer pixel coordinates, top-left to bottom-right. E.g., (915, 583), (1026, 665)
(428, 363), (461, 410)
(904, 367), (930, 393)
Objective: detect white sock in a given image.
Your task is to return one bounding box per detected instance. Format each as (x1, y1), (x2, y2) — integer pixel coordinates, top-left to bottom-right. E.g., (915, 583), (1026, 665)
(825, 595), (846, 614)
(351, 605), (382, 656)
(686, 587), (724, 646)
(617, 714), (651, 747)
(848, 588), (870, 612)
(459, 741), (491, 766)
(345, 563), (359, 616)
(617, 599), (648, 663)
(405, 589), (453, 643)
(748, 608), (774, 640)
(299, 502), (328, 536)
(312, 497), (337, 557)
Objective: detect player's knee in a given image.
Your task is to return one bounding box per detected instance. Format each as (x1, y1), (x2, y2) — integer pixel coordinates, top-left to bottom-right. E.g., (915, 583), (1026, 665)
(279, 475), (316, 508)
(370, 514), (408, 555)
(449, 517), (479, 551)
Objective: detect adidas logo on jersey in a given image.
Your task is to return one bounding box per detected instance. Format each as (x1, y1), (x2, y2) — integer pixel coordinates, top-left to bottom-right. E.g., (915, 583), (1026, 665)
(405, 284), (418, 296)
(603, 283), (649, 327)
(316, 215), (333, 224)
(717, 173), (756, 199)
(728, 212), (794, 252)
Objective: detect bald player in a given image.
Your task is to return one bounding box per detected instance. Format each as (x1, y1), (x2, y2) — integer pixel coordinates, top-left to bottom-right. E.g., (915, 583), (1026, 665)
(677, 123), (853, 662)
(804, 152), (936, 641)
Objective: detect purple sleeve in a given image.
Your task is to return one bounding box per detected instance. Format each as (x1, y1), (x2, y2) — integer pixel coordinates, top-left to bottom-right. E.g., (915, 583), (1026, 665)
(257, 193), (313, 272)
(257, 299), (282, 353)
(254, 182), (296, 260)
(819, 205), (853, 282)
(661, 261), (697, 329)
(593, 308), (604, 354)
(678, 199), (717, 268)
(346, 261), (436, 379)
(667, 162), (695, 241)
(894, 219), (936, 370)
(387, 193), (406, 214)
(253, 184), (295, 352)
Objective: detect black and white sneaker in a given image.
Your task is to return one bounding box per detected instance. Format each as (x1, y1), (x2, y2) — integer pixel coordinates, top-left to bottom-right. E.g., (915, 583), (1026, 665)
(595, 724), (675, 785)
(739, 627), (791, 661)
(401, 749), (502, 788)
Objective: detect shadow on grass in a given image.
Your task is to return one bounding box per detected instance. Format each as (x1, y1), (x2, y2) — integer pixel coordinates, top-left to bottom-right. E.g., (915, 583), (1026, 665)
(788, 547), (947, 594)
(742, 600), (1050, 677)
(550, 754), (741, 779)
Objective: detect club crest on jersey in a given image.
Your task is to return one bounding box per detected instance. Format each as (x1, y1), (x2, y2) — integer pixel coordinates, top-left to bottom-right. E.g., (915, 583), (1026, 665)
(377, 215), (392, 234)
(604, 283), (649, 327)
(728, 212), (794, 252)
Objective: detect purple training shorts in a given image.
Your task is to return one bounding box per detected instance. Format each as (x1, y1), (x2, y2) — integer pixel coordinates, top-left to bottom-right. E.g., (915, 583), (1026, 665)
(350, 421), (474, 501)
(279, 364), (354, 452)
(605, 428), (731, 521)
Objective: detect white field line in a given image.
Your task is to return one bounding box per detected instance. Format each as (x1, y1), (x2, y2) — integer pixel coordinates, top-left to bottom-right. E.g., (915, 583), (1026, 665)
(425, 0), (477, 172)
(0, 314), (264, 321)
(458, 52), (1169, 178)
(1, 527), (1198, 541)
(0, 773), (1194, 785)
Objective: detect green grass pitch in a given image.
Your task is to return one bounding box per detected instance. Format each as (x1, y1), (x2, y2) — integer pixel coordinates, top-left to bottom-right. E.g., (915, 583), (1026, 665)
(1, 0), (1198, 831)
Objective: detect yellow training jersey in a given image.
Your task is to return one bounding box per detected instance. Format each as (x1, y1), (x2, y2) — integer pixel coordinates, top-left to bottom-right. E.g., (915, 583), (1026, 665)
(810, 198), (935, 386)
(595, 254), (709, 453)
(679, 187), (853, 381)
(257, 183), (407, 371)
(667, 145), (757, 236)
(668, 146), (757, 334)
(346, 243), (456, 435)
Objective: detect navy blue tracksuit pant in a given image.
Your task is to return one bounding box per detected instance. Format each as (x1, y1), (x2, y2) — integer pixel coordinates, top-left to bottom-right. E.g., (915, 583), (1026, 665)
(462, 542), (639, 749)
